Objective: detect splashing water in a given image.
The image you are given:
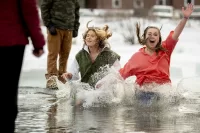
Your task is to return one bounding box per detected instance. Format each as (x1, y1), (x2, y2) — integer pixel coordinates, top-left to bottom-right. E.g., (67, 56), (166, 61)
(54, 65), (194, 110)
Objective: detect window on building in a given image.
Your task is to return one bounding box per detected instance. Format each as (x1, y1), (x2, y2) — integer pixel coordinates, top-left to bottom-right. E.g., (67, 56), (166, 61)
(112, 0), (121, 8)
(115, 0), (119, 5)
(159, 0), (163, 5)
(184, 0), (195, 6)
(156, 0), (166, 5)
(133, 0), (144, 8)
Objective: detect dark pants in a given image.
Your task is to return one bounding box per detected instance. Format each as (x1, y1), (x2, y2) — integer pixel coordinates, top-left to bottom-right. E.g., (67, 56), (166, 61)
(0, 45), (25, 133)
(135, 90), (160, 106)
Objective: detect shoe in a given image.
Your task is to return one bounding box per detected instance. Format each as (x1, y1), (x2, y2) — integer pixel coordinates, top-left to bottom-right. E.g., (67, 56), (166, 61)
(46, 76), (58, 89)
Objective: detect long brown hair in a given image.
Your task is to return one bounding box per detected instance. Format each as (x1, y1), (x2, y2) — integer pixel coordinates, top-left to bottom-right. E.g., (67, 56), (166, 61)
(135, 22), (166, 53)
(82, 20), (112, 48)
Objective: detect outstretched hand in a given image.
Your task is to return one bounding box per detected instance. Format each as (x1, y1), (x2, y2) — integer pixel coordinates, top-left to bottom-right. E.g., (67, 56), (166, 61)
(182, 3), (193, 18)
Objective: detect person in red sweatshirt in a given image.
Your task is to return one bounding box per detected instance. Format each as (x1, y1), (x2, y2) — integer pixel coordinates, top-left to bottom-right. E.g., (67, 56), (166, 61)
(0, 0), (45, 132)
(119, 4), (193, 87)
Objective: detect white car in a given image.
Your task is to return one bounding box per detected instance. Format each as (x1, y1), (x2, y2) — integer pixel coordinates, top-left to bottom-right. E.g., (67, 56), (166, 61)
(149, 5), (174, 19)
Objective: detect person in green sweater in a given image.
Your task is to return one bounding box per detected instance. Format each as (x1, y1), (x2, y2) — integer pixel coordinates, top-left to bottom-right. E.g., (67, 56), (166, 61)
(62, 21), (120, 88)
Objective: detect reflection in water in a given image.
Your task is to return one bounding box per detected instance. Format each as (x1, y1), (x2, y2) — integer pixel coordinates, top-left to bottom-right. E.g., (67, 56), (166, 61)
(15, 89), (52, 133)
(119, 107), (162, 133)
(46, 102), (57, 133)
(16, 77), (200, 133)
(46, 99), (77, 133)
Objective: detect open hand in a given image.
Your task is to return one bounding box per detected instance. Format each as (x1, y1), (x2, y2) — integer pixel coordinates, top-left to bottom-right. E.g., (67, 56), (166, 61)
(182, 3), (193, 18)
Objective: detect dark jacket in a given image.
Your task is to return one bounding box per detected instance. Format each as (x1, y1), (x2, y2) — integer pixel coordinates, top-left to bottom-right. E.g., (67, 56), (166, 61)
(0, 0), (45, 49)
(41, 0), (80, 31)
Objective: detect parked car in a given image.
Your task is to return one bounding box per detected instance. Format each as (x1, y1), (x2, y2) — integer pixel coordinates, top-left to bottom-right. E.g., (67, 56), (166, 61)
(149, 5), (175, 19)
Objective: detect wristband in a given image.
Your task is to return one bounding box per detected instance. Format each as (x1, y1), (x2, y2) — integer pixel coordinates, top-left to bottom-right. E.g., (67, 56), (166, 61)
(184, 16), (189, 19)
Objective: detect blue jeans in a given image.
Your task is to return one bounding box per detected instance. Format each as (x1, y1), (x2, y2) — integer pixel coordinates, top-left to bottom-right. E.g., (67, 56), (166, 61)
(135, 90), (160, 106)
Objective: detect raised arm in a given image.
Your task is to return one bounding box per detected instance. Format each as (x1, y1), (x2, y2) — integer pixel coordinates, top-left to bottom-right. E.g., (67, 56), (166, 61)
(172, 3), (193, 40)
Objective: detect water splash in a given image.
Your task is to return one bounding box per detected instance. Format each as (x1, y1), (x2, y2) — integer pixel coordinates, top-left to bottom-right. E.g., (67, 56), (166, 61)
(55, 65), (200, 115)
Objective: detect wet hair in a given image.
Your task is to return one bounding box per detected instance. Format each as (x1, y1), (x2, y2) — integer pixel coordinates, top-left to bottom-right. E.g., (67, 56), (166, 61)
(82, 20), (112, 48)
(135, 22), (166, 53)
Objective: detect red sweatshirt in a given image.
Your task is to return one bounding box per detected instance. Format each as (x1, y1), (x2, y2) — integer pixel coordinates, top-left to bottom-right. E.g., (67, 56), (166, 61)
(119, 31), (178, 86)
(0, 0), (45, 49)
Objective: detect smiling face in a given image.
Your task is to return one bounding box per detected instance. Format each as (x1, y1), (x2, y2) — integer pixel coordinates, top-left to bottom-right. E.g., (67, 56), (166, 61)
(85, 30), (99, 47)
(145, 28), (160, 49)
